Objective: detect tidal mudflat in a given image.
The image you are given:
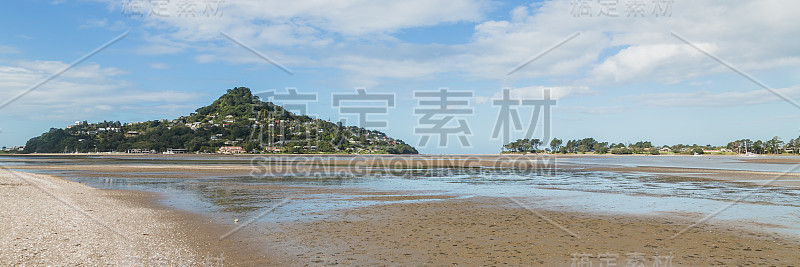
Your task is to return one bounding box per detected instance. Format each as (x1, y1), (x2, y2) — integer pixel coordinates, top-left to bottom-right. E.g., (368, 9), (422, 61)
(3, 154), (800, 265)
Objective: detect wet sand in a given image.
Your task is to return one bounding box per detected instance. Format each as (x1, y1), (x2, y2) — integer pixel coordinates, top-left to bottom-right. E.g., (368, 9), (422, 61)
(738, 157), (800, 164)
(11, 153), (800, 187)
(4, 154), (800, 265)
(0, 168), (286, 266)
(585, 165), (800, 187)
(263, 197), (800, 266)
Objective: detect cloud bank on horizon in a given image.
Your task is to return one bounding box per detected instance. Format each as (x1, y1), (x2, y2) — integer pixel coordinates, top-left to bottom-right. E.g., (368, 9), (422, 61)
(1, 0), (799, 153)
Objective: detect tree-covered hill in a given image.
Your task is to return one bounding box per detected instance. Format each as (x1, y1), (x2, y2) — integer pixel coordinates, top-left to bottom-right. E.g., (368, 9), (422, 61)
(24, 87), (418, 154)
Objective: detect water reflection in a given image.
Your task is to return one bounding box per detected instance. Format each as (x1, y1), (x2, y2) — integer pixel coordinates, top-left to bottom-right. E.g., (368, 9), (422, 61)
(4, 155), (800, 237)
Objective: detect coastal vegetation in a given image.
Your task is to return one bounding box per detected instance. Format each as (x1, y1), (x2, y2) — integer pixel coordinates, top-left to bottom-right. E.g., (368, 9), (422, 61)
(502, 136), (800, 155)
(23, 87), (418, 154)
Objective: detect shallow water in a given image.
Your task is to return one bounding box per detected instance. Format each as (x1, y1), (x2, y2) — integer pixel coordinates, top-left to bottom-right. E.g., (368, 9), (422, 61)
(560, 155), (800, 173)
(4, 155), (800, 238)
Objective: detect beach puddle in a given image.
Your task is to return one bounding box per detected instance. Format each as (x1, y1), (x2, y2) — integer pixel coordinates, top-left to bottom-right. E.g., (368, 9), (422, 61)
(4, 155), (800, 239)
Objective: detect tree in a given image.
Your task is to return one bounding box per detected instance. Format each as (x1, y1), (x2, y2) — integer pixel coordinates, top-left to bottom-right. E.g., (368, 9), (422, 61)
(550, 138), (563, 152)
(519, 139), (532, 152)
(752, 140), (764, 154)
(610, 147), (632, 154)
(788, 138), (800, 154)
(766, 136), (784, 154)
(21, 87), (419, 155)
(565, 140), (576, 153)
(502, 139), (542, 153)
(578, 138), (598, 152)
(594, 143), (609, 154)
(530, 139), (543, 152)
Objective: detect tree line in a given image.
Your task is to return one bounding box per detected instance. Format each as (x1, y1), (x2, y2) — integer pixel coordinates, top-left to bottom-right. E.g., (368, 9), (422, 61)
(503, 135), (800, 155)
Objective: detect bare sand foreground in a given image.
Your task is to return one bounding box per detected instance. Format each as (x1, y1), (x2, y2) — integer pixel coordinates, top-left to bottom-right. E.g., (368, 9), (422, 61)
(0, 169), (287, 266)
(0, 169), (206, 265)
(4, 156), (800, 265)
(264, 197), (800, 266)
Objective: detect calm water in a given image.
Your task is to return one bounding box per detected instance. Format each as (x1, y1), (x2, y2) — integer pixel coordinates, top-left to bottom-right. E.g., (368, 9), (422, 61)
(560, 155), (800, 172)
(3, 155), (800, 237)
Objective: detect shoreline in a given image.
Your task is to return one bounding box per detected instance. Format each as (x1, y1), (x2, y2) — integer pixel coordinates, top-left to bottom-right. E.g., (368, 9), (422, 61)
(0, 169), (200, 265)
(7, 152), (800, 157)
(0, 169), (287, 266)
(8, 153), (800, 188)
(261, 196), (800, 265)
(4, 155), (800, 265)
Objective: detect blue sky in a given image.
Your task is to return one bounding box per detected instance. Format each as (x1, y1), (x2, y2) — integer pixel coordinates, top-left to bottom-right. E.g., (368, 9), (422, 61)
(1, 0), (799, 154)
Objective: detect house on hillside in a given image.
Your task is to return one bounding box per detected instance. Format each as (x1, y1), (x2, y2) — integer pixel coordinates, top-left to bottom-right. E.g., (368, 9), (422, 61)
(265, 146), (282, 153)
(126, 148), (155, 154)
(164, 148), (188, 154)
(219, 146), (244, 154)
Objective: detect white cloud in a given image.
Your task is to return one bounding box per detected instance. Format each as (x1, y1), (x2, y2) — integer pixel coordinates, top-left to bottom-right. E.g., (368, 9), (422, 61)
(103, 0), (488, 43)
(274, 1), (800, 86)
(99, 0), (800, 88)
(589, 43), (719, 84)
(475, 85), (594, 104)
(0, 60), (201, 120)
(355, 0), (800, 84)
(637, 86), (800, 108)
(567, 106), (629, 114)
(80, 18), (127, 31)
(97, 0), (490, 79)
(337, 56), (443, 79)
(0, 45), (19, 54)
(135, 34), (191, 55)
(459, 0), (800, 84)
(149, 62), (168, 69)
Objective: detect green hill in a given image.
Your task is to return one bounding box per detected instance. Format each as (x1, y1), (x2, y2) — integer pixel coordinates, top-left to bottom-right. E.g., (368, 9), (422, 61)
(24, 87), (418, 154)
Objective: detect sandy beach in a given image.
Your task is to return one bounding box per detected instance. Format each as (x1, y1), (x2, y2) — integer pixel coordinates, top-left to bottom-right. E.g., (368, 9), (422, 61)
(263, 197), (800, 266)
(0, 168), (287, 266)
(3, 154), (800, 265)
(0, 169), (200, 265)
(8, 0), (799, 265)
